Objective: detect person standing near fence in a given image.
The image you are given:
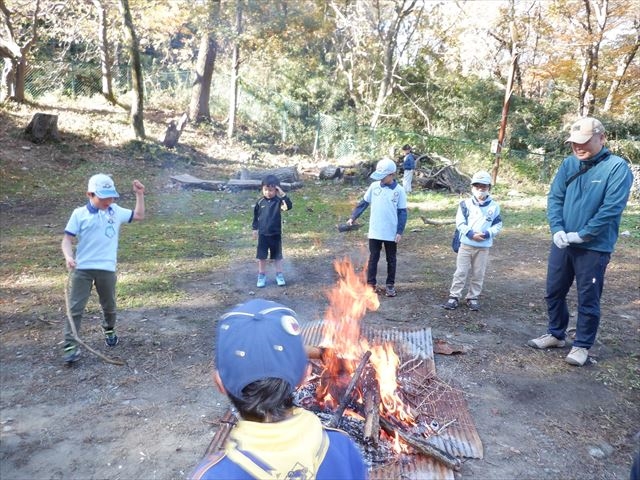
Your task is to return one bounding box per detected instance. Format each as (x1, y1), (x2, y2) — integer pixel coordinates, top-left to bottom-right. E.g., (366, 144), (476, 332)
(401, 144), (416, 194)
(528, 117), (633, 366)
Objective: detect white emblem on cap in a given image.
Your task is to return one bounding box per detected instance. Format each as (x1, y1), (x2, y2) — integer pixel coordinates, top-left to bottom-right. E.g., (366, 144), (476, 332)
(280, 315), (301, 335)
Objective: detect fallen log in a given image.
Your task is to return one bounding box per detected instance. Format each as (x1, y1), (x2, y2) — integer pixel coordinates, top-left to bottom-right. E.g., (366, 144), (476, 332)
(226, 179), (303, 191)
(379, 416), (462, 471)
(170, 174), (226, 191)
(238, 166), (300, 184)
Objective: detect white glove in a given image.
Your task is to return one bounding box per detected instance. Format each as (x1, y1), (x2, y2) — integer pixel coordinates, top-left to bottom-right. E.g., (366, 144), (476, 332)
(553, 230), (570, 249)
(567, 232), (584, 244)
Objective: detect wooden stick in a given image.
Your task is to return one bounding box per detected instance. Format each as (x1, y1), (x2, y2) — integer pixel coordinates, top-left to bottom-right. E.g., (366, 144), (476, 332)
(328, 350), (372, 428)
(64, 276), (126, 366)
(363, 387), (380, 446)
(204, 408), (238, 456)
(379, 416), (462, 471)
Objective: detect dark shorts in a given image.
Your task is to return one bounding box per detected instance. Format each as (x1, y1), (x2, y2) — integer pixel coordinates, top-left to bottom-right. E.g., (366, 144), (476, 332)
(256, 234), (283, 260)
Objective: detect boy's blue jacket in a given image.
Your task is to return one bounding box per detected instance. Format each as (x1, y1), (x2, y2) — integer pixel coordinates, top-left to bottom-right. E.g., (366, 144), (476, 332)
(547, 147), (633, 253)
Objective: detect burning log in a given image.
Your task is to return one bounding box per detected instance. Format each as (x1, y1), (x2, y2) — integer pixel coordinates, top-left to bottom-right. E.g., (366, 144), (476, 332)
(379, 416), (462, 471)
(363, 389), (379, 445)
(328, 350), (371, 428)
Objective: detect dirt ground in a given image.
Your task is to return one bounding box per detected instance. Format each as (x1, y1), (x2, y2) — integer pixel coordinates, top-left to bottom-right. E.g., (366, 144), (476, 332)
(1, 109), (639, 480)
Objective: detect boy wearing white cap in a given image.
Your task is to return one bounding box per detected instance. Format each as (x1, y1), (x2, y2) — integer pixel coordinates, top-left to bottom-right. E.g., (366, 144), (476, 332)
(346, 158), (408, 297)
(61, 174), (145, 363)
(528, 117), (633, 366)
(189, 299), (368, 479)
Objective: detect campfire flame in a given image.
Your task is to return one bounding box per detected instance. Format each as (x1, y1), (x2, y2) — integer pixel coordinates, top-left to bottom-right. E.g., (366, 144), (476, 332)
(317, 258), (415, 432)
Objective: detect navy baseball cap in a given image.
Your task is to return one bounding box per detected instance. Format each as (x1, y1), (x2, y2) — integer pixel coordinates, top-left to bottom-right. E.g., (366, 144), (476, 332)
(215, 299), (308, 399)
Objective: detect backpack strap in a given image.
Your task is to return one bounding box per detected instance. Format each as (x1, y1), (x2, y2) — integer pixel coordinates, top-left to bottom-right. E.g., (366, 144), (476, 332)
(565, 152), (611, 187)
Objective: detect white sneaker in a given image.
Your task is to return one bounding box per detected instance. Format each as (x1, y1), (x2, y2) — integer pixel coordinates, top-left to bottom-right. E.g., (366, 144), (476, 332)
(527, 333), (566, 349)
(565, 347), (589, 366)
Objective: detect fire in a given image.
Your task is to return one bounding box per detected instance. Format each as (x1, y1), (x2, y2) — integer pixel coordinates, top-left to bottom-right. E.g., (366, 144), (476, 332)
(316, 257), (415, 430)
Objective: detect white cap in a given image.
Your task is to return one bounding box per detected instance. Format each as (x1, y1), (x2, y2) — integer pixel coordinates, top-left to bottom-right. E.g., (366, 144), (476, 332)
(471, 171), (492, 186)
(87, 174), (119, 198)
(370, 158), (397, 180)
(565, 117), (605, 144)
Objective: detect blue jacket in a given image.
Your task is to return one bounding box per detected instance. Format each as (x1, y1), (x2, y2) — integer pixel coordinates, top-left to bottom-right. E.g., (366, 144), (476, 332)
(403, 152), (416, 170)
(547, 147), (633, 253)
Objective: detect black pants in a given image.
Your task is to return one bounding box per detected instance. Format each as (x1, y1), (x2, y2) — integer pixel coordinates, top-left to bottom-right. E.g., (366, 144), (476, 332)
(367, 239), (397, 287)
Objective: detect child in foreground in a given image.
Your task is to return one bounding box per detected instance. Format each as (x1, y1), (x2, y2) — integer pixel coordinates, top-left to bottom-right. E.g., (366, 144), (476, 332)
(189, 298), (368, 479)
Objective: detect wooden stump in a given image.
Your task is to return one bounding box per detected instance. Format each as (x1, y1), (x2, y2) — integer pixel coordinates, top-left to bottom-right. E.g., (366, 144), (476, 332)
(163, 113), (188, 148)
(24, 113), (60, 143)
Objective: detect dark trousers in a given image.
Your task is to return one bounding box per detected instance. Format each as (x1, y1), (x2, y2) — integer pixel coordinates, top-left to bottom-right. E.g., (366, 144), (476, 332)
(367, 239), (397, 287)
(545, 245), (610, 349)
(65, 269), (117, 344)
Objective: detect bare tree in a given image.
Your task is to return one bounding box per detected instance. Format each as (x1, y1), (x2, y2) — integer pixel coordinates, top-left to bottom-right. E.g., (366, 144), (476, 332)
(189, 0), (221, 123)
(227, 0), (243, 140)
(603, 17), (639, 112)
(92, 0), (117, 105)
(330, 0), (423, 129)
(118, 0), (145, 139)
(0, 0), (40, 103)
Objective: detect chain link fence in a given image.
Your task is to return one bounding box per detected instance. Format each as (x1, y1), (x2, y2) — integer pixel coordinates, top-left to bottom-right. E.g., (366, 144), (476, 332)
(19, 60), (562, 181)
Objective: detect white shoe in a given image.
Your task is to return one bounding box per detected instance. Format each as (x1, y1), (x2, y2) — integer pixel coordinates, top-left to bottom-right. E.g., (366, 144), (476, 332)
(565, 347), (589, 366)
(527, 333), (565, 349)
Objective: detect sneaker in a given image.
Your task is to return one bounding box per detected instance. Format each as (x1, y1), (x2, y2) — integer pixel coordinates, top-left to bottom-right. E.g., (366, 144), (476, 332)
(385, 285), (397, 297)
(103, 329), (119, 347)
(442, 297), (459, 310)
(466, 298), (480, 311)
(527, 333), (565, 349)
(275, 272), (286, 286)
(256, 273), (266, 288)
(565, 346), (589, 366)
(63, 343), (80, 363)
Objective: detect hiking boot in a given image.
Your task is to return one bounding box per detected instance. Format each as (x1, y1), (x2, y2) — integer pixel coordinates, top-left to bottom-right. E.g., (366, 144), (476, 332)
(385, 285), (397, 297)
(275, 272), (286, 286)
(565, 346), (589, 366)
(103, 329), (119, 347)
(527, 333), (565, 349)
(256, 273), (266, 288)
(63, 343), (80, 364)
(466, 298), (480, 311)
(442, 297), (459, 310)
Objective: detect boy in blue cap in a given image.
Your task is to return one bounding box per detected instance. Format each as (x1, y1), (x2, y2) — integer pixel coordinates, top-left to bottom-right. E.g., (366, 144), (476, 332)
(61, 173), (145, 363)
(189, 299), (368, 479)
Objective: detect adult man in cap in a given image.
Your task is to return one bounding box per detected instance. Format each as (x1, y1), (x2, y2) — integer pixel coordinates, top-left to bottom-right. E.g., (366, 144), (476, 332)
(189, 299), (368, 479)
(528, 117), (633, 366)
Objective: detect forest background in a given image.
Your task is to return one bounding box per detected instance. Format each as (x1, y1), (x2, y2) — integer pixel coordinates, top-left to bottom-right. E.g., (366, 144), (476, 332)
(2, 0), (639, 169)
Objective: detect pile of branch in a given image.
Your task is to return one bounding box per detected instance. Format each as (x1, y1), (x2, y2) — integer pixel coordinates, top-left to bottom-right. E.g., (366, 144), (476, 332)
(414, 154), (471, 194)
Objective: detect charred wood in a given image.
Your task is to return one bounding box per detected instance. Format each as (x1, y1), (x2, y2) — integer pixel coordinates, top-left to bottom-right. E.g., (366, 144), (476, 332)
(328, 350), (372, 428)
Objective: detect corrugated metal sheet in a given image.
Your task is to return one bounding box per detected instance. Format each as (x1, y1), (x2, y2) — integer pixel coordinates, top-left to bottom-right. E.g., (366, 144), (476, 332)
(302, 321), (483, 479)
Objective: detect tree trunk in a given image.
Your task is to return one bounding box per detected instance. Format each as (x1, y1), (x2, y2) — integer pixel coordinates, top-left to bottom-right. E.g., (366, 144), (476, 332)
(603, 26), (639, 112)
(227, 0), (243, 140)
(189, 0), (220, 123)
(118, 0), (145, 139)
(92, 0), (116, 105)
